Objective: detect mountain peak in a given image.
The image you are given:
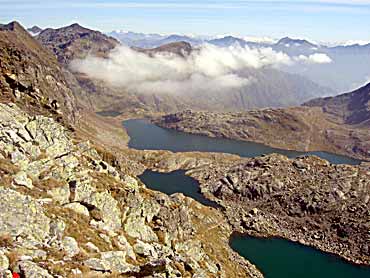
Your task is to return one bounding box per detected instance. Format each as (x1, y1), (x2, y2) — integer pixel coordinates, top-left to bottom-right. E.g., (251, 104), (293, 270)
(27, 25), (43, 34)
(277, 36), (316, 47)
(36, 23), (119, 64)
(0, 21), (24, 32)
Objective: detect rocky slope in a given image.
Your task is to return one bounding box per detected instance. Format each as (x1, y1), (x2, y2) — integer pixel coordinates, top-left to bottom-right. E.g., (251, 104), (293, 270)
(0, 21), (79, 124)
(0, 103), (263, 278)
(189, 155), (370, 265)
(304, 82), (370, 127)
(154, 83), (370, 161)
(36, 23), (119, 65)
(0, 22), (263, 278)
(136, 152), (370, 266)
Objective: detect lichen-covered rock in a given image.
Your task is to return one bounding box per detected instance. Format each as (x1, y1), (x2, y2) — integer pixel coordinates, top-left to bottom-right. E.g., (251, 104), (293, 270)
(85, 242), (100, 253)
(63, 202), (89, 217)
(124, 200), (160, 242)
(134, 240), (158, 258)
(18, 261), (53, 278)
(116, 235), (136, 260)
(0, 188), (50, 243)
(13, 171), (33, 189)
(124, 215), (158, 243)
(47, 184), (70, 205)
(62, 236), (80, 258)
(85, 251), (138, 274)
(83, 191), (122, 232)
(122, 175), (140, 190)
(49, 219), (66, 241)
(25, 116), (71, 158)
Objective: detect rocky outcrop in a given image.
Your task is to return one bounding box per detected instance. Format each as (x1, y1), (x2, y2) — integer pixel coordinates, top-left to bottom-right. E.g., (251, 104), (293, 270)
(0, 102), (259, 277)
(154, 82), (370, 161)
(36, 23), (119, 65)
(134, 41), (193, 57)
(180, 154), (370, 266)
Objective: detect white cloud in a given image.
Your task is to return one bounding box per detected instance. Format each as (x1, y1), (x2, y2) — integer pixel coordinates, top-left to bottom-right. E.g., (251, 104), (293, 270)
(295, 53), (333, 64)
(70, 44), (292, 96)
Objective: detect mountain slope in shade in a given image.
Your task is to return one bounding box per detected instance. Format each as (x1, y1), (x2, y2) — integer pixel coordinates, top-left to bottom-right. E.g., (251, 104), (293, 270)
(36, 23), (119, 65)
(156, 83), (370, 161)
(304, 82), (370, 127)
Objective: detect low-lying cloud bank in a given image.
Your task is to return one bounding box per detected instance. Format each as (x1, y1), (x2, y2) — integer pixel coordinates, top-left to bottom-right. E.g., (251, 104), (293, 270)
(70, 44), (332, 95)
(295, 53), (333, 64)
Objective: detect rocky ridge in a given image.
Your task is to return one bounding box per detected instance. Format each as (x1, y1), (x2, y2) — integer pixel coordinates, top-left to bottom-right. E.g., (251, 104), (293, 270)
(36, 23), (119, 65)
(138, 151), (370, 266)
(154, 82), (370, 161)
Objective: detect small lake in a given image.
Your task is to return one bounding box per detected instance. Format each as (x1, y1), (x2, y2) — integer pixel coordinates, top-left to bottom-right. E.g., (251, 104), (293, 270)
(139, 169), (219, 208)
(123, 119), (361, 165)
(138, 168), (370, 278)
(231, 235), (370, 278)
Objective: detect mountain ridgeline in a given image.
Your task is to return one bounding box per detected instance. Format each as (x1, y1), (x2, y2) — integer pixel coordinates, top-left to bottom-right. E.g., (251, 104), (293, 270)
(36, 23), (119, 65)
(111, 31), (370, 93)
(32, 23), (334, 114)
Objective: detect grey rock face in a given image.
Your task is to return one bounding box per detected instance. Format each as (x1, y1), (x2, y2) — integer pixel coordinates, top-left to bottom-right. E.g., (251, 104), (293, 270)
(62, 236), (80, 258)
(0, 103), (256, 277)
(13, 171), (33, 189)
(18, 261), (53, 278)
(63, 202), (89, 217)
(85, 251), (138, 274)
(0, 188), (50, 243)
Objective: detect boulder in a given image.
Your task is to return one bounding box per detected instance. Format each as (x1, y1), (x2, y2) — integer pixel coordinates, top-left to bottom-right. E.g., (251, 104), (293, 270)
(13, 171), (33, 189)
(62, 236), (80, 258)
(18, 261), (53, 278)
(63, 203), (89, 217)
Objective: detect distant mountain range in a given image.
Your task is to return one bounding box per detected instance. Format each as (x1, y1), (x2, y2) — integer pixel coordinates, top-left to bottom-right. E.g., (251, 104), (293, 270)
(109, 31), (370, 92)
(109, 30), (370, 50)
(25, 23), (335, 114)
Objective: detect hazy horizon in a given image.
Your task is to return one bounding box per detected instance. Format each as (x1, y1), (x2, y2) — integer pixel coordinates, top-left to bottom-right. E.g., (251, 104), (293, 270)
(2, 0), (370, 45)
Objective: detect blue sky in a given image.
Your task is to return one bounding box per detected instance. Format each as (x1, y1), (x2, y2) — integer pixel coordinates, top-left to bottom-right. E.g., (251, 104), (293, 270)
(1, 0), (370, 42)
